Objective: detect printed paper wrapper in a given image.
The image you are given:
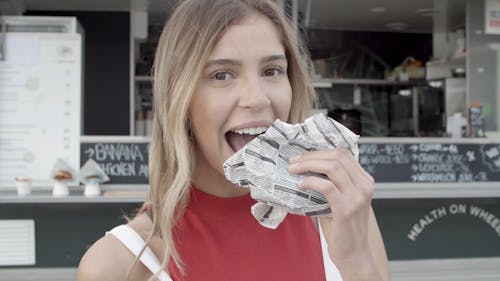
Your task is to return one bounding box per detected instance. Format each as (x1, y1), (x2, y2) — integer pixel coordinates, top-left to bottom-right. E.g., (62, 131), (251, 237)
(79, 159), (110, 184)
(223, 113), (359, 229)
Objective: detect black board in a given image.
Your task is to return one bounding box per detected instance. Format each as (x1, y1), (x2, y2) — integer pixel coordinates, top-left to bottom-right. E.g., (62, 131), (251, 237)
(359, 142), (500, 183)
(80, 142), (149, 184)
(79, 140), (500, 184)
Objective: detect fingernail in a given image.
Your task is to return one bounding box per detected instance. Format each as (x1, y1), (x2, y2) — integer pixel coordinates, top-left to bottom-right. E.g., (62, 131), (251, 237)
(297, 180), (305, 189)
(288, 163), (298, 172)
(289, 156), (300, 163)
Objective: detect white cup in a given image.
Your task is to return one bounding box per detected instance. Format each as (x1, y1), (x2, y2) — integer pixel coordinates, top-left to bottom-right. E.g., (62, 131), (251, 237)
(52, 181), (69, 197)
(15, 178), (32, 196)
(84, 182), (101, 197)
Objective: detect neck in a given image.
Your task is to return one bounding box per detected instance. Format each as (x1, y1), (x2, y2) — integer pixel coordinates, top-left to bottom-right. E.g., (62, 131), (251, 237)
(193, 179), (250, 198)
(192, 154), (249, 198)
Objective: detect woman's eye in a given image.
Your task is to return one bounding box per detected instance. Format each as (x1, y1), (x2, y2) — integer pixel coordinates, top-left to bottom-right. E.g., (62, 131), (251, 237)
(211, 71), (233, 81)
(263, 67), (283, 77)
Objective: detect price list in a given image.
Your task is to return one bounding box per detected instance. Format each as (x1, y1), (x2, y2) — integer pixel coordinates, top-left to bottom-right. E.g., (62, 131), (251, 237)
(359, 142), (500, 183)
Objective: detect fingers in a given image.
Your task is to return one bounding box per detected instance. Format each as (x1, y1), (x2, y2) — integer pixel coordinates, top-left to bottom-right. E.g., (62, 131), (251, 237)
(291, 148), (362, 177)
(288, 147), (374, 200)
(298, 173), (342, 197)
(289, 158), (353, 193)
(290, 147), (377, 268)
(290, 148), (374, 189)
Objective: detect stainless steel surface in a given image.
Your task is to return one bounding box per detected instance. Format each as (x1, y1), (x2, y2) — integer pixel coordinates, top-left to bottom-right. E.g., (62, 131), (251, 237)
(373, 182), (500, 199)
(2, 257), (500, 281)
(412, 86), (420, 136)
(22, 0), (461, 33)
(315, 78), (417, 86)
(0, 268), (77, 281)
(444, 78), (466, 118)
(0, 191), (145, 203)
(390, 257), (500, 281)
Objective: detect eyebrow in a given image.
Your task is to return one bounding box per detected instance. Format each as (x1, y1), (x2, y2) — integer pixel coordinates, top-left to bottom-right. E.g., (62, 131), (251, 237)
(205, 55), (287, 69)
(261, 54), (287, 64)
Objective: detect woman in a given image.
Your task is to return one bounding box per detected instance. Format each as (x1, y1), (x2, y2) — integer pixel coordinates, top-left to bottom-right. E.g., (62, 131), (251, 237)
(78, 0), (390, 280)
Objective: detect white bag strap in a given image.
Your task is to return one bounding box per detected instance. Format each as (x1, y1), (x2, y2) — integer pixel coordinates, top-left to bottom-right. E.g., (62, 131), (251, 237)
(107, 225), (173, 281)
(319, 220), (344, 281)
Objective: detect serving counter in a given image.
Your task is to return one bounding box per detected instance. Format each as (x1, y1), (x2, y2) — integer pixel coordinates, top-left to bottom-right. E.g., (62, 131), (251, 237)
(1, 137), (500, 280)
(361, 137), (500, 280)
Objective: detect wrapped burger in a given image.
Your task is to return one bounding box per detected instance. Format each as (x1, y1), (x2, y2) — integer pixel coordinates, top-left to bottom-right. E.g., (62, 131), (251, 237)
(79, 159), (109, 197)
(223, 113), (359, 229)
(51, 158), (77, 196)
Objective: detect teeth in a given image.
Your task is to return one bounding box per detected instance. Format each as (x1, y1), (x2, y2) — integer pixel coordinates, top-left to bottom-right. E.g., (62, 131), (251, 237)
(231, 126), (268, 135)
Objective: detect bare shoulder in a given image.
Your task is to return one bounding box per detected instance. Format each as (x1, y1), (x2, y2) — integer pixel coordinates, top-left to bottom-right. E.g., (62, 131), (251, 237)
(78, 215), (155, 281)
(78, 231), (132, 281)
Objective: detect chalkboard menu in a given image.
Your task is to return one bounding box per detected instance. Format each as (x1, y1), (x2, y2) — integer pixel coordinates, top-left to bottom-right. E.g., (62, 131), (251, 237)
(80, 141), (149, 184)
(359, 142), (500, 183)
(78, 139), (500, 185)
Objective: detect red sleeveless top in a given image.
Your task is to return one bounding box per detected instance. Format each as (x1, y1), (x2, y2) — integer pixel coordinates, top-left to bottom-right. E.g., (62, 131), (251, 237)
(167, 186), (327, 281)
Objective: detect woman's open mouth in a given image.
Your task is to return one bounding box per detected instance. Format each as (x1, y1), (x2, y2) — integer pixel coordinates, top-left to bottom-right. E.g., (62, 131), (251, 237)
(225, 126), (268, 153)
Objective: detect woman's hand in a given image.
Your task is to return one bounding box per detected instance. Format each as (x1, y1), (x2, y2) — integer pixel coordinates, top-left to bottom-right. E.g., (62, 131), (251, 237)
(288, 147), (383, 281)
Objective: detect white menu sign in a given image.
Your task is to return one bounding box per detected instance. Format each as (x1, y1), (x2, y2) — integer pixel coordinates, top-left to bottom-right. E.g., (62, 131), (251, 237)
(485, 0), (500, 34)
(0, 32), (81, 188)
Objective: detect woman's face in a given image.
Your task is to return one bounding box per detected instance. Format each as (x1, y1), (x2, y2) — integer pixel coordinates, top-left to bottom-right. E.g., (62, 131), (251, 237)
(189, 13), (292, 195)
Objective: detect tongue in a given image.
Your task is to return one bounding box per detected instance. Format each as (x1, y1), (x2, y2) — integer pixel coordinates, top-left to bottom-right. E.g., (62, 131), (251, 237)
(226, 132), (257, 152)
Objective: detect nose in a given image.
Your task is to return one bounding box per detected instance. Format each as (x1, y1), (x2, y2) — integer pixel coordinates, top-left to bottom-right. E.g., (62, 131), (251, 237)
(238, 76), (271, 110)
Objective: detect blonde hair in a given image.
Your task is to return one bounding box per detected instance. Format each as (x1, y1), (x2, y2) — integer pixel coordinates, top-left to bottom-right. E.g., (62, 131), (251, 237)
(144, 0), (316, 278)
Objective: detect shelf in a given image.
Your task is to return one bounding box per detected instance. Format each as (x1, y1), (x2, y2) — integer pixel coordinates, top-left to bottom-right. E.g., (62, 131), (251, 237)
(135, 76), (414, 87)
(0, 190), (146, 204)
(313, 78), (417, 88)
(3, 182), (500, 202)
(134, 75), (153, 82)
(426, 54), (466, 67)
(373, 182), (500, 199)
